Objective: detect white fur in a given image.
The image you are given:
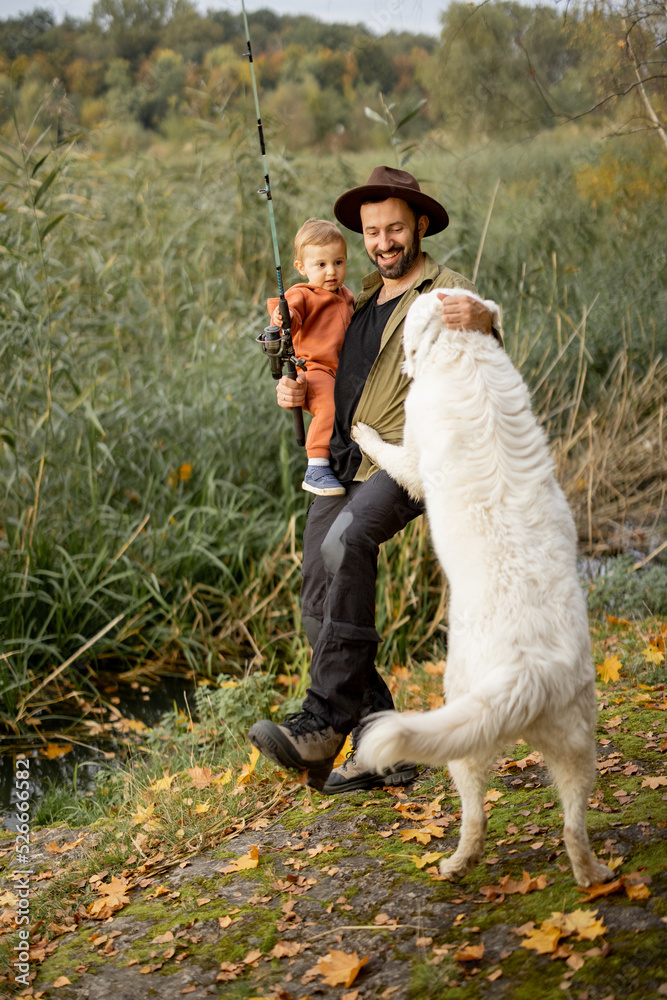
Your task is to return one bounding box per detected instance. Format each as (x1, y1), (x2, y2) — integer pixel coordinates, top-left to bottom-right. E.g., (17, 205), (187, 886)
(352, 290), (613, 887)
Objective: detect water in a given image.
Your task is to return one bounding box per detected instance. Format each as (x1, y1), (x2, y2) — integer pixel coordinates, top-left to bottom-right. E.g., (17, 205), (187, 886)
(0, 675), (194, 825)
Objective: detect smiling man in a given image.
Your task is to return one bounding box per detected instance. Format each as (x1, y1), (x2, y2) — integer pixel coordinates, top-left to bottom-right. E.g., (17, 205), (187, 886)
(248, 166), (498, 794)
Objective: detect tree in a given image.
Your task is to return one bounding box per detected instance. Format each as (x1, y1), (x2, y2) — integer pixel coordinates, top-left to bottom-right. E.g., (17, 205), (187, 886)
(427, 1), (579, 137)
(133, 48), (187, 128)
(90, 0), (174, 65)
(583, 0), (667, 150)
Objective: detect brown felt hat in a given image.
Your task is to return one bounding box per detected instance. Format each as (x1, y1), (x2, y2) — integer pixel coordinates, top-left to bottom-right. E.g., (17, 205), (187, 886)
(333, 165), (449, 235)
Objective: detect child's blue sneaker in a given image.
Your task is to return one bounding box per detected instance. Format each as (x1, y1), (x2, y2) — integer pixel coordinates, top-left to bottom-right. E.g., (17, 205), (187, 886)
(302, 466), (346, 497)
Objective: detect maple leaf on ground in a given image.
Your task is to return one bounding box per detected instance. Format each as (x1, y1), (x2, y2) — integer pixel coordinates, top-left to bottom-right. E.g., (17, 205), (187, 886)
(306, 949), (369, 988)
(52, 976), (72, 988)
(625, 881), (651, 900)
(501, 870), (548, 895)
(87, 876), (132, 919)
(42, 744), (72, 759)
(577, 878), (624, 902)
(455, 943), (485, 962)
(399, 828), (433, 845)
(216, 961), (244, 982)
(641, 645), (665, 664)
(412, 851), (446, 870)
(642, 775), (667, 789)
(236, 747), (261, 786)
(186, 765), (215, 789)
(45, 837), (85, 854)
(480, 870), (547, 902)
(307, 842), (338, 858)
(218, 846), (259, 874)
(547, 909), (607, 940)
(484, 789), (504, 803)
(150, 771), (175, 793)
(394, 801), (430, 820)
(130, 803), (155, 827)
(507, 750), (543, 771)
(399, 824), (445, 844)
(271, 940), (304, 958)
(520, 923), (562, 954)
(597, 656), (622, 683)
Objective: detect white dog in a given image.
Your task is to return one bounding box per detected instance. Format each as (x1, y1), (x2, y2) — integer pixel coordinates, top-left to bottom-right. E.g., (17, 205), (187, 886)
(353, 289), (613, 888)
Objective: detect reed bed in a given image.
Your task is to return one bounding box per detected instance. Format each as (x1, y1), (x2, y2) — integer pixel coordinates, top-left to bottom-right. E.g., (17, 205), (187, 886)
(0, 117), (664, 731)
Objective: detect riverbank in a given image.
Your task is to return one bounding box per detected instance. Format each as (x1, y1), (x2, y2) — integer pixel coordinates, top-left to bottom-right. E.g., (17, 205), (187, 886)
(1, 612), (665, 999)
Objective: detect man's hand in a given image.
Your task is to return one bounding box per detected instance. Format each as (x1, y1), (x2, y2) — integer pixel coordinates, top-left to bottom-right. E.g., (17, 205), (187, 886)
(437, 292), (493, 335)
(276, 372), (307, 409)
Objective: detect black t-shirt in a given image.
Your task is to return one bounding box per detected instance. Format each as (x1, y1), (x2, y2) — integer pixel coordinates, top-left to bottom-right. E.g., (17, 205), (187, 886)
(329, 290), (401, 484)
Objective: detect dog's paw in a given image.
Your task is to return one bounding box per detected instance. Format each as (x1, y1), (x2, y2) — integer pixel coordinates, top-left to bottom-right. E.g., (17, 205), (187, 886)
(575, 860), (615, 888)
(438, 854), (476, 880)
(351, 422), (382, 457)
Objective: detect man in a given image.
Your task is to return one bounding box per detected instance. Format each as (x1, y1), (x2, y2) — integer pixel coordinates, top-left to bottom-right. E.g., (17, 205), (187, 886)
(248, 166), (495, 794)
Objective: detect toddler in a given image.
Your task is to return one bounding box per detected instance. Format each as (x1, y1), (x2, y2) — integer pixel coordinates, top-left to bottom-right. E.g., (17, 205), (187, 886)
(268, 218), (355, 496)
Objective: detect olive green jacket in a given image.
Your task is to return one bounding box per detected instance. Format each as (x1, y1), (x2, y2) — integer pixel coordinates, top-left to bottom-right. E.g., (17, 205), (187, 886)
(351, 252), (478, 481)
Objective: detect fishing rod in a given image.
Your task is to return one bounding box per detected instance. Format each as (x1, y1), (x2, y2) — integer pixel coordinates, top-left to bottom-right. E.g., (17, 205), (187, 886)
(241, 0), (306, 447)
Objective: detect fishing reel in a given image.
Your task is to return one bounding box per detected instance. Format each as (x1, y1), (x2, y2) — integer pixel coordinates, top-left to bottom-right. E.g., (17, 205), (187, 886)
(256, 324), (307, 381)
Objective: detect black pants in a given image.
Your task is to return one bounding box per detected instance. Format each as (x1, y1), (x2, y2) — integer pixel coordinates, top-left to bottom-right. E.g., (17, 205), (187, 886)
(300, 470), (423, 734)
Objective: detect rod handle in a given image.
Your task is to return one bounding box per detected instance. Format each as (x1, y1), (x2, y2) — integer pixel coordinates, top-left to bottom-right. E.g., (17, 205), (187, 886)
(278, 299), (305, 448)
(285, 357), (306, 447)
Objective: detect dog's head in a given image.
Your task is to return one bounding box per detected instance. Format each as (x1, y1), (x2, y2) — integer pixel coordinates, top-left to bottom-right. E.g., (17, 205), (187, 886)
(402, 289), (501, 378)
(402, 292), (444, 379)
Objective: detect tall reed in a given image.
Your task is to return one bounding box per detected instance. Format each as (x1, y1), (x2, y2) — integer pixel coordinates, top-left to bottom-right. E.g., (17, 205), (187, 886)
(0, 121), (664, 731)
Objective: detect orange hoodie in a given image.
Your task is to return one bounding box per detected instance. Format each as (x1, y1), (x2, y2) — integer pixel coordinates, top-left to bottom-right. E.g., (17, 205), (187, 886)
(266, 283), (355, 377)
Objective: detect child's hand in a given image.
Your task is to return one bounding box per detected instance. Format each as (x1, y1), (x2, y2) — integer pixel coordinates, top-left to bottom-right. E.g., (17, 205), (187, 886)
(271, 305), (294, 328)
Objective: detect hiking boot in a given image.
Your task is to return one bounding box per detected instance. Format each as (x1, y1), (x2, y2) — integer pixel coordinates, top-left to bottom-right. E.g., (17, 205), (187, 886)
(248, 710), (346, 792)
(302, 466), (346, 497)
(322, 748), (418, 794)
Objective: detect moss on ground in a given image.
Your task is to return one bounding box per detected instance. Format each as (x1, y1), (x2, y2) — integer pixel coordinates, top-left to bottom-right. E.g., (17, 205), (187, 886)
(5, 612), (666, 998)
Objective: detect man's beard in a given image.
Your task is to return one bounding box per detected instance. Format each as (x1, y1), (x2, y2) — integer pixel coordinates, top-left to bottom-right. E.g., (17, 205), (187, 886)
(367, 224), (420, 280)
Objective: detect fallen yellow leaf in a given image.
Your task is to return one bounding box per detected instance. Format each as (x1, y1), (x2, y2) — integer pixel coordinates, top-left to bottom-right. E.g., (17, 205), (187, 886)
(597, 655), (622, 683)
(548, 908), (606, 941)
(130, 803), (155, 827)
(484, 789), (504, 803)
(399, 828), (433, 845)
(219, 846), (260, 874)
(625, 881), (650, 900)
(455, 943), (485, 962)
(412, 851), (446, 870)
(87, 876), (132, 919)
(307, 949), (369, 988)
(641, 645), (664, 664)
(501, 870), (548, 895)
(42, 744), (72, 759)
(520, 923), (562, 954)
(151, 771), (176, 793)
(236, 747), (261, 785)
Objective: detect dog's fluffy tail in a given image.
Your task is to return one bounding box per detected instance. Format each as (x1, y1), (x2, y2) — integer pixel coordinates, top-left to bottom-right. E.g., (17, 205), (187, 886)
(357, 668), (546, 770)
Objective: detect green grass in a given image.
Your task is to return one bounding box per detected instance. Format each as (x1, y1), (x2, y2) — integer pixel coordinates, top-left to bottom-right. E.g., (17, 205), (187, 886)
(0, 115), (665, 730)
